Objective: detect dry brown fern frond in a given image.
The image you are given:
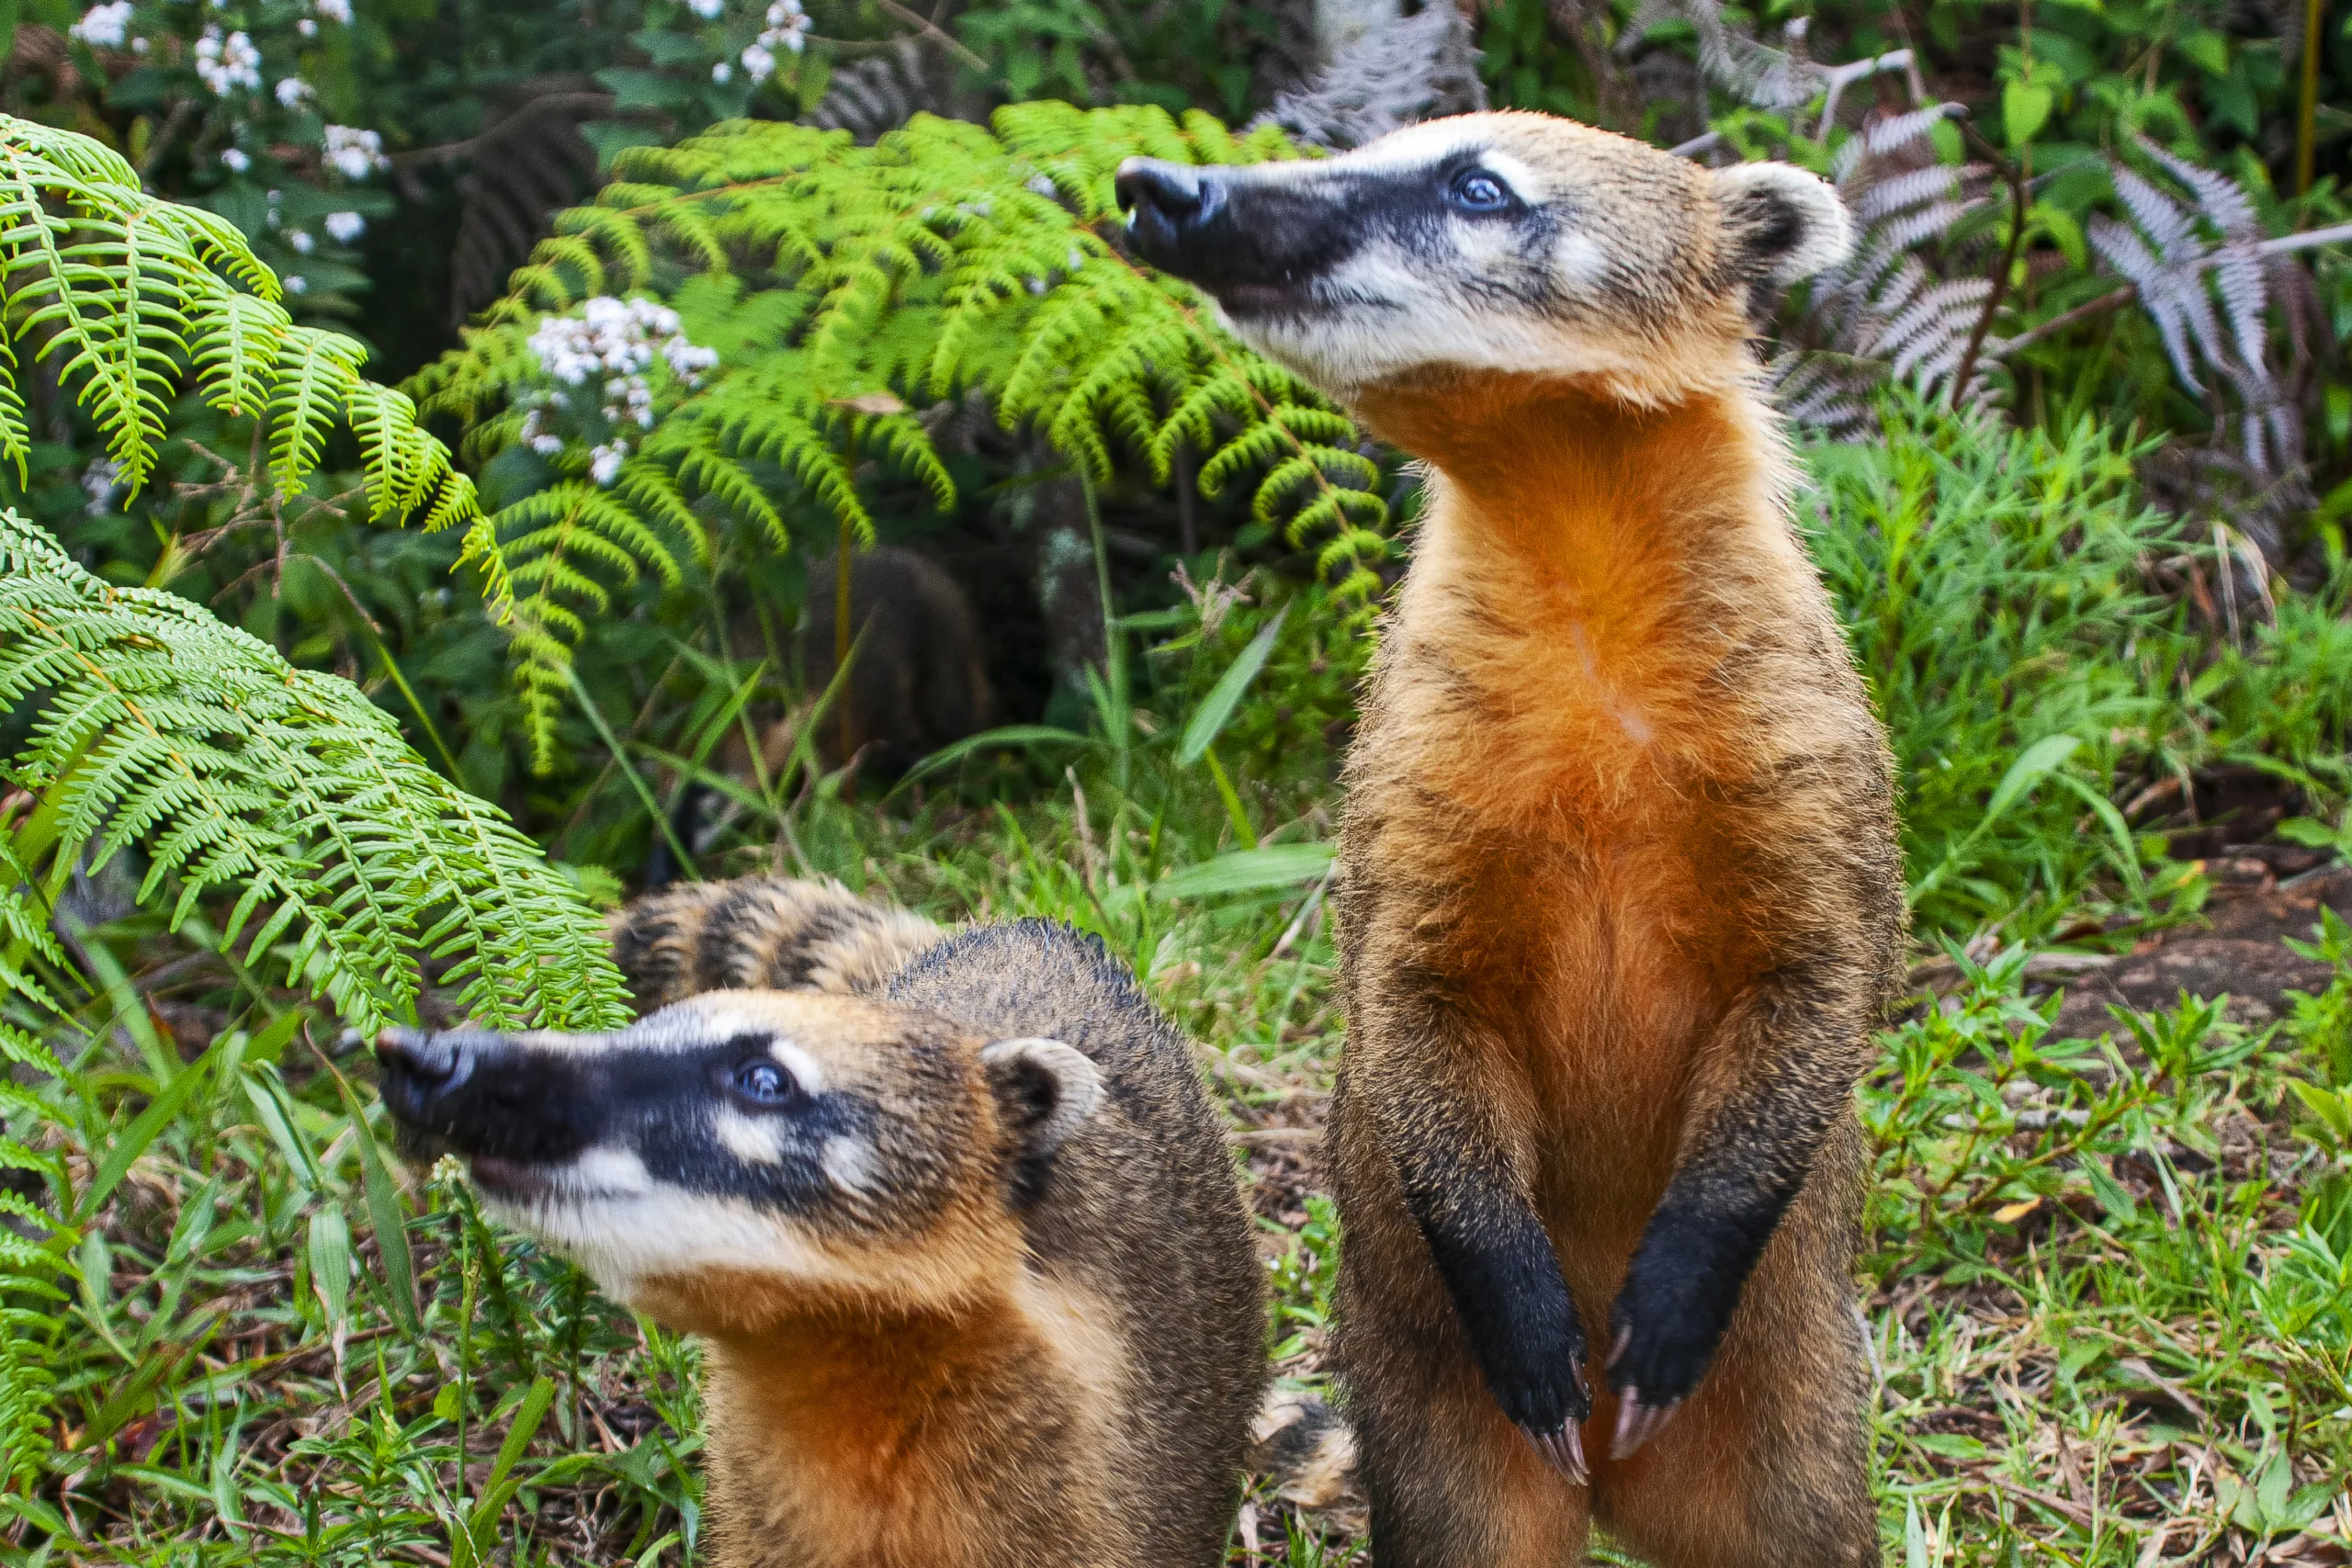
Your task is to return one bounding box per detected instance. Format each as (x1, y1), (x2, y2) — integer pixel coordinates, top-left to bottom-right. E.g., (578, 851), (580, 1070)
(2090, 138), (2305, 484)
(1769, 106), (2006, 425)
(3, 26), (78, 102)
(808, 42), (945, 142)
(396, 78), (615, 329)
(1620, 0), (1820, 113)
(1250, 2), (1486, 151)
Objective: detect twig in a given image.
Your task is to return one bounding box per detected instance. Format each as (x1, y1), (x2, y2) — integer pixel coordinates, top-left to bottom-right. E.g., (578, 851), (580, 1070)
(1952, 135), (2030, 406)
(136, 100), (202, 188)
(2003, 285), (2139, 356)
(1815, 50), (1914, 140)
(388, 95), (617, 168)
(867, 0), (991, 73)
(2006, 222), (2352, 357)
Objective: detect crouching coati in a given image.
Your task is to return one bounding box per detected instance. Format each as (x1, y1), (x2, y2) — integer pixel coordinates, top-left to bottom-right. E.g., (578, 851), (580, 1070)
(1119, 114), (1906, 1566)
(378, 913), (1264, 1568)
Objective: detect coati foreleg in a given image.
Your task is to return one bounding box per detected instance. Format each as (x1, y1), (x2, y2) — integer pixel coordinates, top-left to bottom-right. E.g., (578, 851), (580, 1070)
(1329, 992), (1597, 1568)
(1589, 953), (1884, 1568)
(1603, 953), (1883, 1450)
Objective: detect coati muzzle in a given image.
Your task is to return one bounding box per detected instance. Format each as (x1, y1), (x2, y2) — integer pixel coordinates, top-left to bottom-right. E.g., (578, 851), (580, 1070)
(377, 1027), (607, 1191)
(1115, 158), (1364, 317)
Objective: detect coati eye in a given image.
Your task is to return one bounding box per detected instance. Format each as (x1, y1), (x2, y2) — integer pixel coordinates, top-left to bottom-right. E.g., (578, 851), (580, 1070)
(731, 1059), (798, 1107)
(1450, 170), (1513, 213)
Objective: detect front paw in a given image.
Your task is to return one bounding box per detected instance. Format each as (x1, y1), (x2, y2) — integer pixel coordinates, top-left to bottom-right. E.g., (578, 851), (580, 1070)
(1487, 1328), (1593, 1484)
(1484, 1323), (1591, 1436)
(1604, 1270), (1734, 1455)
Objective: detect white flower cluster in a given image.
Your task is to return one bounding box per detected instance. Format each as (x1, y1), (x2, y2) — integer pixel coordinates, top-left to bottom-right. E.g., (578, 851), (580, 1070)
(68, 2), (135, 49)
(275, 76), (311, 107)
(315, 0), (353, 20)
(688, 0), (726, 15)
(522, 298), (720, 486)
(739, 0), (808, 84)
(323, 125), (387, 180)
(82, 457), (122, 518)
(195, 27), (262, 96)
(323, 210), (366, 243)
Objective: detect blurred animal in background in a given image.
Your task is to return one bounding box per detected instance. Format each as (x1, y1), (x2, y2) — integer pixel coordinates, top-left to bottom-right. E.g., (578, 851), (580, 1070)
(800, 545), (996, 778)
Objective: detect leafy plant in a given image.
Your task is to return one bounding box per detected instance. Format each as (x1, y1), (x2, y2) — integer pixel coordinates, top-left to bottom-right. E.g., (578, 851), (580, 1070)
(0, 506), (627, 1032)
(0, 115), (472, 532)
(1804, 394), (2192, 931)
(409, 103), (1396, 772)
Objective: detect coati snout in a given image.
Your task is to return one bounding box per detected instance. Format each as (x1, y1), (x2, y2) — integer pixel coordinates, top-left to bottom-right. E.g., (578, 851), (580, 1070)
(1117, 110), (1851, 400)
(376, 990), (1101, 1325)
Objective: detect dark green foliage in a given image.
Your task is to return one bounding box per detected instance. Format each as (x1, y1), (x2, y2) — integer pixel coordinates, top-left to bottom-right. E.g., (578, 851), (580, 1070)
(409, 104), (1393, 770)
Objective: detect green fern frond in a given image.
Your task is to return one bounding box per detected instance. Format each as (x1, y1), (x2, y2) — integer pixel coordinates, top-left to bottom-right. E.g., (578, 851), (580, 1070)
(411, 103), (1397, 768)
(0, 116), (477, 526)
(266, 327), (369, 495)
(0, 508), (628, 1033)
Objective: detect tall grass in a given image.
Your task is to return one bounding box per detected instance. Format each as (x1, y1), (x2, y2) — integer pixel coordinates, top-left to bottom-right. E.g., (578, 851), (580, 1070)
(4, 405), (2351, 1564)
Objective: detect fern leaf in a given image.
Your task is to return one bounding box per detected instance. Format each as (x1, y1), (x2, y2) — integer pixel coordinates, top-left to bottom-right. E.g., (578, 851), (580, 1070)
(408, 105), (1399, 769)
(267, 327), (368, 495)
(0, 507), (626, 1032)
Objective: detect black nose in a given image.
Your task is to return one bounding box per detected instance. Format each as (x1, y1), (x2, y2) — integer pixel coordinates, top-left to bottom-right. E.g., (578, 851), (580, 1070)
(375, 1027), (492, 1131)
(1115, 158), (1226, 269)
(376, 1027), (472, 1089)
(1115, 159), (1207, 221)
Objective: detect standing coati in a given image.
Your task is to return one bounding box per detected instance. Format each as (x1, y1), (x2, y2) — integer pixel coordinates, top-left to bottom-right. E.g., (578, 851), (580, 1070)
(1119, 115), (1906, 1566)
(378, 917), (1264, 1568)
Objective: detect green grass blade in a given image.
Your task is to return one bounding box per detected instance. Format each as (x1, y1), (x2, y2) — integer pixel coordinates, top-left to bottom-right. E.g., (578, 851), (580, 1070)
(1158, 841), (1333, 899)
(1179, 603), (1289, 766)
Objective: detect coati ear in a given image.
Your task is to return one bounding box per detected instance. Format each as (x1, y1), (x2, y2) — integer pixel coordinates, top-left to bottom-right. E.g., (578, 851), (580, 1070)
(980, 1037), (1103, 1160)
(1712, 162), (1853, 288)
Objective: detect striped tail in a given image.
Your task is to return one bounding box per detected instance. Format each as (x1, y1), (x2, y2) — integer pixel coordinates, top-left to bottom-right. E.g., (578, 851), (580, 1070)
(1250, 1390), (1360, 1510)
(610, 876), (946, 1013)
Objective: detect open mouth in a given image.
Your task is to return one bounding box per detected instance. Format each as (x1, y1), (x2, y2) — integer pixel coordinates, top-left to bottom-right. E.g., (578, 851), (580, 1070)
(1213, 281), (1315, 318)
(467, 1156), (559, 1201)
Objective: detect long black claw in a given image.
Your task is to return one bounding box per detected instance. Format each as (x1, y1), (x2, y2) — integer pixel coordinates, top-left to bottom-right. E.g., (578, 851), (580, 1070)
(1609, 1390), (1683, 1459)
(1521, 1422), (1589, 1486)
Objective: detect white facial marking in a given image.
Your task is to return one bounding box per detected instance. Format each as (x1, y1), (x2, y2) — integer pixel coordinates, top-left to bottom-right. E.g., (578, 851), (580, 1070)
(1324, 123), (1487, 176)
(766, 1037), (826, 1094)
(716, 1109), (786, 1166)
(563, 1145), (653, 1196)
(820, 1134), (876, 1193)
(1555, 231), (1606, 287)
(1477, 149), (1543, 204)
(481, 1181), (842, 1304)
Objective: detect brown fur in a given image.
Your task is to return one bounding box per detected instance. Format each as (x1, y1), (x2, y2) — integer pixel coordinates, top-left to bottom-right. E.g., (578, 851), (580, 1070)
(802, 545), (994, 774)
(1331, 367), (1904, 1565)
(1113, 109), (1904, 1564)
(390, 913), (1265, 1568)
(610, 875), (944, 1013)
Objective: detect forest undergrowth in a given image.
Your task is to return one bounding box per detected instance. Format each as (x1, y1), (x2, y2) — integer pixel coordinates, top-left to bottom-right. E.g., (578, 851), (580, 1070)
(6, 401), (2352, 1568)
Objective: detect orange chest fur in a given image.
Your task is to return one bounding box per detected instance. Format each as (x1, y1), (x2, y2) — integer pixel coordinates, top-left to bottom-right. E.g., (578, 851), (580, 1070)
(1359, 378), (1809, 1139)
